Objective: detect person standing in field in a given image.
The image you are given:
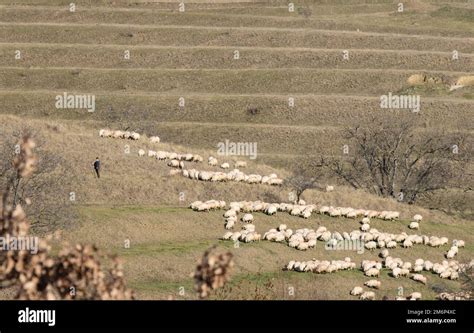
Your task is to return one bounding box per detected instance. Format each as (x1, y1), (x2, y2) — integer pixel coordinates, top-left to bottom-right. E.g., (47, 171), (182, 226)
(93, 157), (101, 178)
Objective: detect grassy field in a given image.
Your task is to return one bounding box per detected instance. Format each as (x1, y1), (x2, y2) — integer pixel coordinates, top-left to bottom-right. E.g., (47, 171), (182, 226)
(0, 0), (472, 300)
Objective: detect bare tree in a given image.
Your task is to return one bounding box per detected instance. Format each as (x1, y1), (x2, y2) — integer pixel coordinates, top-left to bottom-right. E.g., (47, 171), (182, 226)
(322, 114), (469, 204)
(0, 129), (77, 233)
(0, 135), (134, 300)
(285, 165), (324, 202)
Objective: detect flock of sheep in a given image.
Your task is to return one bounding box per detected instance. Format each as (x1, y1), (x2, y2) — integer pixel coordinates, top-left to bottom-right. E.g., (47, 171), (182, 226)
(344, 253), (470, 300)
(98, 128), (469, 300)
(178, 169), (284, 185)
(99, 128), (283, 186)
(99, 128), (141, 140)
(189, 198), (469, 300)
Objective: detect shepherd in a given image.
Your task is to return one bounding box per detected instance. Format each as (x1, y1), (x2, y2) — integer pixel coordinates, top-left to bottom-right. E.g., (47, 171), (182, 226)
(93, 157), (101, 178)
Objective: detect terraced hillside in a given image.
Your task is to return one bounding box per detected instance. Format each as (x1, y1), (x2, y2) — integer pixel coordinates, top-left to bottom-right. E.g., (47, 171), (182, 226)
(0, 0), (473, 300)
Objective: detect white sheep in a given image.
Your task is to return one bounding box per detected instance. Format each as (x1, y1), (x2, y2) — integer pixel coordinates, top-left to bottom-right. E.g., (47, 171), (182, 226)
(224, 210), (236, 218)
(408, 292), (422, 300)
(149, 136), (160, 143)
(235, 161), (247, 168)
(350, 286), (363, 296)
(409, 222), (419, 230)
(400, 268), (410, 277)
(365, 268), (380, 277)
(242, 214), (254, 223)
(411, 274), (427, 284)
(392, 267), (401, 278)
(423, 261), (433, 271)
(361, 223), (370, 232)
(222, 232), (233, 240)
(413, 214), (423, 222)
(386, 241), (397, 249)
(265, 205), (278, 216)
(208, 157), (218, 166)
(326, 185), (334, 192)
(364, 280), (381, 289)
(220, 163), (230, 169)
(224, 220), (235, 230)
(360, 291), (375, 300)
(168, 160), (180, 168)
(446, 247), (458, 259)
(169, 169), (181, 176)
(365, 241), (377, 250)
(138, 149), (145, 157)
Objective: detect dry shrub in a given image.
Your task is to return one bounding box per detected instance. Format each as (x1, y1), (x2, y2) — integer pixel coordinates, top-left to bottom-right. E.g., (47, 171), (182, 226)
(192, 246), (234, 299)
(0, 136), (134, 300)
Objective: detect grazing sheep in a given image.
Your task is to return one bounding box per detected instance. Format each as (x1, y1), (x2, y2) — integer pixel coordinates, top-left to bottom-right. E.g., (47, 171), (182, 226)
(169, 169), (181, 176)
(440, 270), (452, 279)
(208, 157), (218, 166)
(386, 241), (397, 249)
(168, 160), (180, 168)
(222, 232), (234, 240)
(265, 205), (278, 216)
(286, 261), (296, 271)
(408, 292), (422, 300)
(156, 151), (168, 160)
(224, 210), (236, 218)
(235, 161), (247, 168)
(411, 274), (427, 284)
(220, 162), (230, 169)
(440, 237), (449, 246)
(361, 223), (370, 232)
(360, 291), (375, 300)
(242, 214), (254, 223)
(364, 280), (381, 289)
(413, 214), (423, 222)
(453, 240), (465, 248)
(409, 222), (419, 230)
(402, 262), (412, 270)
(446, 247), (458, 259)
(326, 185), (334, 192)
(138, 149), (145, 157)
(365, 241), (377, 250)
(392, 267), (402, 278)
(297, 242), (309, 251)
(149, 136), (160, 143)
(414, 263), (425, 272)
(400, 268), (410, 277)
(242, 224), (255, 232)
(225, 220), (235, 230)
(380, 249), (389, 258)
(365, 268), (380, 277)
(350, 287), (363, 296)
(424, 261), (434, 271)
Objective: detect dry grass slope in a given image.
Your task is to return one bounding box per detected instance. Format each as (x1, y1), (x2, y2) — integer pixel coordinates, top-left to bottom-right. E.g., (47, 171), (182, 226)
(0, 0), (472, 300)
